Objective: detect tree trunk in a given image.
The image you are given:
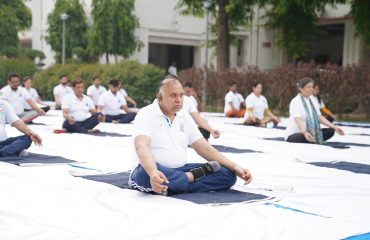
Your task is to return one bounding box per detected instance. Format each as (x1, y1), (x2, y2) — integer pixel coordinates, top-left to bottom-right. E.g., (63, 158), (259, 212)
(106, 53), (109, 64)
(216, 0), (230, 71)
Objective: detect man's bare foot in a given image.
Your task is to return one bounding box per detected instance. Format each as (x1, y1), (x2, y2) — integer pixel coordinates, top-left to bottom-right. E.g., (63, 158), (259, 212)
(97, 115), (105, 122)
(112, 120), (119, 124)
(88, 128), (100, 133)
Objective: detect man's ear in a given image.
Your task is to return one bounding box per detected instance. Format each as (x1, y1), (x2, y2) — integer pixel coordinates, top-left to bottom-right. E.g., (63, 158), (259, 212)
(156, 93), (162, 102)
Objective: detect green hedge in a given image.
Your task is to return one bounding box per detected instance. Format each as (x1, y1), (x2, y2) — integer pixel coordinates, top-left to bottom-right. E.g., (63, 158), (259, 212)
(32, 61), (165, 107)
(0, 58), (38, 87)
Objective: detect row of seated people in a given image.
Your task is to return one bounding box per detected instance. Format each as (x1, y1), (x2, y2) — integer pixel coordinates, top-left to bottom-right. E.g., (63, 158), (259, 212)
(223, 79), (343, 144)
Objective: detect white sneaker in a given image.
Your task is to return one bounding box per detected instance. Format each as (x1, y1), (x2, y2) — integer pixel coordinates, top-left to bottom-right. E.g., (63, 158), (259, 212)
(18, 149), (28, 157)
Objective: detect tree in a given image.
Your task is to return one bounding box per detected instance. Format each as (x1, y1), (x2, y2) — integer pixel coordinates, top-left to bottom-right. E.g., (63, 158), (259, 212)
(45, 0), (88, 63)
(350, 0), (370, 48)
(177, 0), (256, 71)
(89, 0), (141, 63)
(264, 0), (346, 62)
(0, 0), (31, 53)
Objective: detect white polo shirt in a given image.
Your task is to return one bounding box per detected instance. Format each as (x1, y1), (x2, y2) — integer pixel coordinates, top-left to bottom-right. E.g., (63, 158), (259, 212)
(285, 94), (321, 139)
(131, 100), (202, 169)
(189, 95), (198, 109)
(224, 91), (244, 113)
(98, 90), (127, 116)
(0, 99), (20, 141)
(245, 93), (268, 119)
(87, 85), (107, 106)
(182, 95), (198, 114)
(53, 84), (72, 103)
(0, 85), (31, 115)
(119, 89), (128, 97)
(23, 87), (39, 110)
(62, 92), (95, 122)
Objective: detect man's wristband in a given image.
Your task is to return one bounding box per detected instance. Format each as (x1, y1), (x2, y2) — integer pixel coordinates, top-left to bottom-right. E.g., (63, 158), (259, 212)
(234, 165), (241, 173)
(27, 131), (33, 137)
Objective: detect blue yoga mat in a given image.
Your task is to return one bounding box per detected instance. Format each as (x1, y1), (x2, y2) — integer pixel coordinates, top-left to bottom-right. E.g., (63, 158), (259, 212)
(308, 161), (370, 174)
(335, 122), (370, 129)
(87, 132), (131, 137)
(0, 153), (76, 166)
(262, 137), (369, 149)
(212, 145), (263, 153)
(79, 171), (271, 204)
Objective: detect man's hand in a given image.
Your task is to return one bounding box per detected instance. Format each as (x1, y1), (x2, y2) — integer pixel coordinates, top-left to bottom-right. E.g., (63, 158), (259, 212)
(149, 169), (169, 193)
(234, 165), (253, 185)
(37, 108), (45, 116)
(211, 129), (220, 139)
(250, 115), (256, 122)
(67, 116), (76, 125)
(29, 132), (42, 146)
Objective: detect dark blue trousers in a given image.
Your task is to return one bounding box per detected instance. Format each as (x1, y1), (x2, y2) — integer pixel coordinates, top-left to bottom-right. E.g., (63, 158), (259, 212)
(105, 113), (136, 124)
(129, 163), (237, 195)
(63, 113), (100, 133)
(0, 135), (32, 157)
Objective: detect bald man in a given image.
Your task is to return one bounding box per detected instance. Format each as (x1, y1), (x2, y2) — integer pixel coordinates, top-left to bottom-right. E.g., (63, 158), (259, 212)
(129, 76), (252, 195)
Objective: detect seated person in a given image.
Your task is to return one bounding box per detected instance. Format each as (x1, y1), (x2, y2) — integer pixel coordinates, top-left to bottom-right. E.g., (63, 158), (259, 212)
(62, 79), (104, 133)
(54, 75), (72, 110)
(87, 76), (106, 107)
(311, 83), (337, 123)
(1, 73), (45, 123)
(0, 98), (42, 157)
(244, 82), (280, 127)
(183, 81), (203, 112)
(22, 77), (50, 113)
(224, 82), (245, 117)
(129, 77), (252, 195)
(119, 83), (137, 109)
(97, 79), (136, 124)
(286, 77), (344, 144)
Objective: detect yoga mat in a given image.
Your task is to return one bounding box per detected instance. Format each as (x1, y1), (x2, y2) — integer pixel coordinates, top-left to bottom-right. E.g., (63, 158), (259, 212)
(308, 161), (370, 175)
(335, 123), (370, 129)
(0, 153), (77, 166)
(262, 137), (370, 149)
(78, 171), (272, 205)
(212, 145), (263, 154)
(88, 132), (131, 137)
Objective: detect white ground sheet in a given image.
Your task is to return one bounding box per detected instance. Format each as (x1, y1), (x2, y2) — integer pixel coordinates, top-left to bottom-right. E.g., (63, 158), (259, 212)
(1, 110), (370, 240)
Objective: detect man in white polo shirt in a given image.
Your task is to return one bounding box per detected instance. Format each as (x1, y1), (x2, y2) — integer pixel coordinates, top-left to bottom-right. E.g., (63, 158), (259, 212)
(0, 98), (42, 157)
(54, 75), (72, 110)
(1, 73), (45, 123)
(224, 81), (245, 117)
(97, 79), (136, 124)
(87, 76), (106, 107)
(62, 79), (104, 133)
(244, 81), (280, 127)
(119, 83), (137, 108)
(129, 77), (252, 195)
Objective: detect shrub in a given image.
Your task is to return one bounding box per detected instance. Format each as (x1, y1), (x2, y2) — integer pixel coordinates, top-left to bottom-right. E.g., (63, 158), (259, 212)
(32, 61), (165, 106)
(0, 58), (38, 87)
(179, 63), (370, 118)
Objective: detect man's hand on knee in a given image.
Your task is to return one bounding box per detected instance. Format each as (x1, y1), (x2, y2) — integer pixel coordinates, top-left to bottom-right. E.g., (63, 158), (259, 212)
(149, 169), (169, 193)
(234, 165), (253, 185)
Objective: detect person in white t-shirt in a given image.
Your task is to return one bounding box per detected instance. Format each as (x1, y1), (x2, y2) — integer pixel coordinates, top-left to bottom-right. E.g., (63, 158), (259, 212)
(62, 79), (104, 133)
(286, 77), (344, 144)
(1, 73), (45, 123)
(22, 77), (50, 113)
(97, 79), (136, 124)
(87, 76), (107, 107)
(311, 83), (337, 123)
(129, 77), (252, 195)
(244, 82), (280, 127)
(53, 75), (72, 110)
(168, 62), (178, 76)
(184, 81), (203, 112)
(224, 82), (245, 117)
(119, 83), (137, 108)
(0, 99), (42, 157)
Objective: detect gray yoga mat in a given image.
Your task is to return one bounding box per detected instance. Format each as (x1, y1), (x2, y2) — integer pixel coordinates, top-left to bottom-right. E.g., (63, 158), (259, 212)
(308, 161), (370, 175)
(0, 153), (76, 166)
(212, 145), (263, 153)
(79, 171), (271, 204)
